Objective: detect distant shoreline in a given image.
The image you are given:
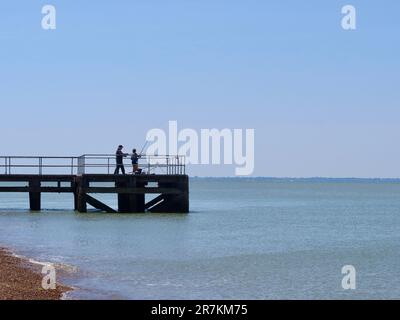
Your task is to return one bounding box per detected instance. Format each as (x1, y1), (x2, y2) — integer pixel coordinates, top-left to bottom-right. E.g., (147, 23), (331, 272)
(0, 247), (72, 300)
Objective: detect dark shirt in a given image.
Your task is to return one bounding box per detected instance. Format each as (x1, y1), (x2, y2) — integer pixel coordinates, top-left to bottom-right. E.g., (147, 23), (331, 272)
(116, 150), (125, 164)
(131, 153), (140, 165)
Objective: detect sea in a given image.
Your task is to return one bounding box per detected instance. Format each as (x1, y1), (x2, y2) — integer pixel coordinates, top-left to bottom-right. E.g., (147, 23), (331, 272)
(0, 178), (399, 300)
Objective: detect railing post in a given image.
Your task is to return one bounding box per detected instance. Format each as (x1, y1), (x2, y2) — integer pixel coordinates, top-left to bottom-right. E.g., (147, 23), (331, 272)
(39, 157), (42, 175)
(167, 157), (169, 175)
(78, 156), (86, 175)
(174, 157), (177, 175)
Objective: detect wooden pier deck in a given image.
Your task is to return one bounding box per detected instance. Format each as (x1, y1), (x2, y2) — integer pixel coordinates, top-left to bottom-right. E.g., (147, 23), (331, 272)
(0, 155), (189, 213)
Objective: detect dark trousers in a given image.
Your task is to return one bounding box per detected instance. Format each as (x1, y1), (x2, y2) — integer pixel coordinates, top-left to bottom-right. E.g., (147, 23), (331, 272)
(114, 164), (125, 175)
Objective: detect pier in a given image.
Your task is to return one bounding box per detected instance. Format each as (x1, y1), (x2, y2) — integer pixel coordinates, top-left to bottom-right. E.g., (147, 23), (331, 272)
(0, 155), (189, 213)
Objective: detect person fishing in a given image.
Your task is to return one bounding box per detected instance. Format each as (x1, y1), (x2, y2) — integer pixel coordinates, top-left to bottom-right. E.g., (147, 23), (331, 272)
(114, 145), (128, 175)
(131, 149), (141, 174)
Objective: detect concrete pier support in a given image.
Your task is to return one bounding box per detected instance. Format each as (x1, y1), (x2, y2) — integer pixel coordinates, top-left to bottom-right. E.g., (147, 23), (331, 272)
(29, 180), (41, 211)
(74, 192), (78, 211)
(77, 192), (87, 213)
(116, 177), (145, 213)
(135, 182), (146, 212)
(73, 180), (79, 211)
(76, 177), (88, 213)
(150, 176), (189, 213)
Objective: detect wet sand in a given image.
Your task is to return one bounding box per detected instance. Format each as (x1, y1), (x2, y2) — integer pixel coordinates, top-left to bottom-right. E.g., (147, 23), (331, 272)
(0, 248), (72, 300)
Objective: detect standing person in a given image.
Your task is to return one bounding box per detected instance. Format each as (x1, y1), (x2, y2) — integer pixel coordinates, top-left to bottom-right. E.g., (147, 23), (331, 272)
(131, 149), (141, 174)
(114, 145), (127, 175)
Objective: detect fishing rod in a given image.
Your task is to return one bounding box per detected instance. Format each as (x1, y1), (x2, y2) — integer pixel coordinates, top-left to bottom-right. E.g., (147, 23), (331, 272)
(139, 140), (149, 156)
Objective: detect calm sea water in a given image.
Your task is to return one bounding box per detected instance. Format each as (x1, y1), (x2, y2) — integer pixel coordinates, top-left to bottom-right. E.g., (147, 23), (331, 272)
(0, 178), (399, 299)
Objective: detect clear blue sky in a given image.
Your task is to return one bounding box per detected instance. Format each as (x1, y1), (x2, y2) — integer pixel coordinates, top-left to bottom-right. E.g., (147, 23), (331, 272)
(1, 1), (399, 177)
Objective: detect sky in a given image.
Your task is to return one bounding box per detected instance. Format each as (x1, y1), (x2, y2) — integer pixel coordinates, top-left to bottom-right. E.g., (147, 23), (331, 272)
(0, 0), (399, 177)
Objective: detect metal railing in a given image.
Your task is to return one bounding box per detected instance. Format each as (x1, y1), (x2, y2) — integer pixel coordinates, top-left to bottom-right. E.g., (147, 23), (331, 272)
(0, 154), (186, 176)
